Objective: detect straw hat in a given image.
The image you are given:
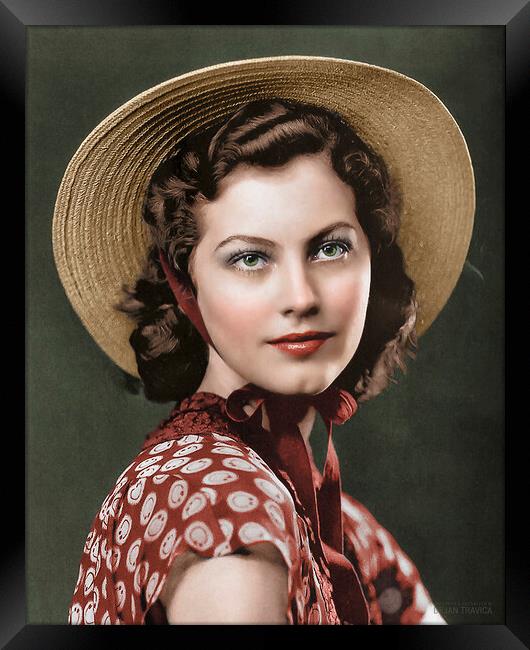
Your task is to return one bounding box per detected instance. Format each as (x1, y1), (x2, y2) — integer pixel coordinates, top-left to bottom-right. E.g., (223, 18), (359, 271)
(52, 55), (475, 378)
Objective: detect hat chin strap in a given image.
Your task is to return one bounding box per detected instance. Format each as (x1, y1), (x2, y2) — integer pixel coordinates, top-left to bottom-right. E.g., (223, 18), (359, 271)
(158, 248), (218, 352)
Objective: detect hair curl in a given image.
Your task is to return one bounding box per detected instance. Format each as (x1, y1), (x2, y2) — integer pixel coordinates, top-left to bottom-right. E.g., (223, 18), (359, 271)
(116, 98), (417, 403)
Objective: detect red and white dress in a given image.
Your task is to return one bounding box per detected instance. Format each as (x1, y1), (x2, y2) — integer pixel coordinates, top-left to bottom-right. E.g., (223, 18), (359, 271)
(69, 390), (436, 625)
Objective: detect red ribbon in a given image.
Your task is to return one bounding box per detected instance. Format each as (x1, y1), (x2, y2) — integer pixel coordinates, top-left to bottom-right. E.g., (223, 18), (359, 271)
(158, 249), (214, 348)
(158, 247), (370, 624)
(225, 383), (370, 625)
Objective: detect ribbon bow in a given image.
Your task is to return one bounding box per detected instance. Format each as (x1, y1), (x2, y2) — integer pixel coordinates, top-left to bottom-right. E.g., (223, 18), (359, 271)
(225, 383), (370, 625)
(159, 247), (370, 624)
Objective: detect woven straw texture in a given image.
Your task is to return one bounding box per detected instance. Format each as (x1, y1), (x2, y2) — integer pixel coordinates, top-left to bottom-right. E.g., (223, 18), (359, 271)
(52, 56), (475, 378)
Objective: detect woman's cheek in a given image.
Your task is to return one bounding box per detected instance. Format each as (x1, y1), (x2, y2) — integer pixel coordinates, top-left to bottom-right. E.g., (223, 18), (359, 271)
(203, 287), (269, 344)
(328, 271), (370, 326)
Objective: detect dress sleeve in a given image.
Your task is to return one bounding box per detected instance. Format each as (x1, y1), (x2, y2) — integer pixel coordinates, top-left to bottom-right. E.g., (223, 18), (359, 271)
(341, 493), (437, 625)
(105, 435), (301, 624)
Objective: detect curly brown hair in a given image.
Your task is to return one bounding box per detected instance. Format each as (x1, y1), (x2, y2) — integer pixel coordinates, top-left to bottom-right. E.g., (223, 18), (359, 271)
(116, 98), (417, 403)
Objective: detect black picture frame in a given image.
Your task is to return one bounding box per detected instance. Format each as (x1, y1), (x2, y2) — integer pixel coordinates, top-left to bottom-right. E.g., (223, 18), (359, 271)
(13, 1), (520, 647)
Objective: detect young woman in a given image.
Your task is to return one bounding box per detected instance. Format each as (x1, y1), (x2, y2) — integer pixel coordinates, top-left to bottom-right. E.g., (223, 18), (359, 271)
(53, 57), (475, 625)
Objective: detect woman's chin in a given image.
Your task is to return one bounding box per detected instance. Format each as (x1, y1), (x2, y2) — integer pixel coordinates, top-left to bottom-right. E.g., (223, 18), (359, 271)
(248, 374), (335, 396)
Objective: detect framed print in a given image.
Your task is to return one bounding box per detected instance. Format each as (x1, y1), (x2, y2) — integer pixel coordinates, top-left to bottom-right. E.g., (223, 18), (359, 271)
(12, 1), (521, 647)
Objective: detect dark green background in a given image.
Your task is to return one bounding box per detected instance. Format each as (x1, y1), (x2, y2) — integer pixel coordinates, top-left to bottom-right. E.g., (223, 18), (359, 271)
(27, 26), (504, 624)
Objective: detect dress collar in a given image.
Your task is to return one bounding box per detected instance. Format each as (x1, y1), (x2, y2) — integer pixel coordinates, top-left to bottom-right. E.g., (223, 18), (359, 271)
(143, 389), (326, 486)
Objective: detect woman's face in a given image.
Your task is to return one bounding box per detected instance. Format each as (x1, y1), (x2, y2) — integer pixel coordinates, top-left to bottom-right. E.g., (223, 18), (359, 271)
(189, 153), (371, 395)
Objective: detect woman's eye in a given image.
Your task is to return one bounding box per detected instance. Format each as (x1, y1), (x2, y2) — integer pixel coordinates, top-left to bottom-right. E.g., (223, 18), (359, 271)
(314, 241), (350, 260)
(231, 253), (268, 272)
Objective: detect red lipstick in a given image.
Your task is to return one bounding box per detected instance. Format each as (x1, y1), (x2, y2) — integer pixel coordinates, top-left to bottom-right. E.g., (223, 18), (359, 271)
(267, 331), (334, 357)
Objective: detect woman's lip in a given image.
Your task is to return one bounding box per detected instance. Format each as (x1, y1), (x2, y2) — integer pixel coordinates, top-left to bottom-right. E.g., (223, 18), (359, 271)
(268, 331), (334, 343)
(268, 337), (332, 357)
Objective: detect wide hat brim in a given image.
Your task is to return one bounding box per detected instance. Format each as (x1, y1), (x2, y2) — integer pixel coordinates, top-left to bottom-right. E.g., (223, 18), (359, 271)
(52, 55), (475, 379)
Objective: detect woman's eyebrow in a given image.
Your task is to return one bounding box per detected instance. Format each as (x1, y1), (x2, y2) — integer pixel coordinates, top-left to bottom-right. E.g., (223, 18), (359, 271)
(215, 221), (357, 251)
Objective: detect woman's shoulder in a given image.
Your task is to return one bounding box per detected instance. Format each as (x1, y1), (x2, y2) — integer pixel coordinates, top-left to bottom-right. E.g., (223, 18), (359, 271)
(121, 431), (295, 503)
(107, 431), (301, 557)
(70, 431), (301, 624)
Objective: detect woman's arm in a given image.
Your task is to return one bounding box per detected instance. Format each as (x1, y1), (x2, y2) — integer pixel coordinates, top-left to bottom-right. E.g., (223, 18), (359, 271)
(159, 542), (289, 624)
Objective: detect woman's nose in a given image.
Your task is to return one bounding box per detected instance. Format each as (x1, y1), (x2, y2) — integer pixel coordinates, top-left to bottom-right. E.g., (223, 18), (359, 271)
(278, 260), (320, 317)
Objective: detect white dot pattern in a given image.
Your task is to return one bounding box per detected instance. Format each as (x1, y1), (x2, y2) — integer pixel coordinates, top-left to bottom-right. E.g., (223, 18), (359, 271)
(226, 491), (259, 513)
(264, 499), (286, 531)
(69, 425), (434, 625)
(173, 443), (203, 457)
(199, 486), (218, 505)
(222, 457), (257, 472)
(238, 521), (272, 543)
(202, 470), (238, 485)
(150, 441), (174, 454)
(159, 528), (177, 560)
(177, 435), (204, 445)
(135, 456), (163, 471)
(211, 446), (245, 456)
(184, 521), (214, 551)
(140, 493), (156, 526)
(127, 478), (146, 505)
(182, 492), (208, 520)
(160, 458), (189, 472)
(137, 465), (161, 478)
(126, 538), (141, 573)
(168, 480), (188, 509)
(145, 510), (169, 542)
(180, 458), (213, 474)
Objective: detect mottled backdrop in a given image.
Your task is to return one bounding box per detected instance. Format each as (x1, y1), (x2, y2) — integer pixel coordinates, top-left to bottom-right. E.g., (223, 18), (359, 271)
(27, 26), (504, 624)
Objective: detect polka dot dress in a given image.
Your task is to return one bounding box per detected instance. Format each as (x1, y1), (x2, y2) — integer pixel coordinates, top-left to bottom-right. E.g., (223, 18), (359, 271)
(69, 392), (435, 625)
